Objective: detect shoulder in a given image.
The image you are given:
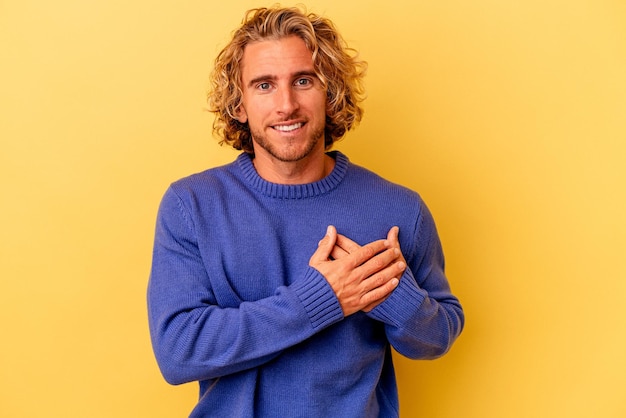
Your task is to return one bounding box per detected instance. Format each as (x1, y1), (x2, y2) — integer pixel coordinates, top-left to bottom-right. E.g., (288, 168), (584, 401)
(155, 157), (245, 223)
(167, 157), (242, 199)
(343, 156), (422, 204)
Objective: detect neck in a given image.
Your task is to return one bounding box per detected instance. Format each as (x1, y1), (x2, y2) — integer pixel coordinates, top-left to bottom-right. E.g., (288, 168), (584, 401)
(252, 153), (335, 185)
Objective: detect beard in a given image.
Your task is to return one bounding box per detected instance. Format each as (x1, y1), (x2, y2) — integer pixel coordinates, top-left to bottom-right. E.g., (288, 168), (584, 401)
(250, 122), (325, 163)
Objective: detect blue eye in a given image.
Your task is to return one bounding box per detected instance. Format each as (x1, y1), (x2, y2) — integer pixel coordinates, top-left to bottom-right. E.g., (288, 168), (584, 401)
(258, 82), (271, 90)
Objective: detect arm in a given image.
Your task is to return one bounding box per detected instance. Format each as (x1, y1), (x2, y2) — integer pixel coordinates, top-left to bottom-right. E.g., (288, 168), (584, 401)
(147, 188), (344, 385)
(328, 207), (464, 360)
(147, 188), (404, 385)
(309, 225), (404, 317)
(371, 204), (464, 359)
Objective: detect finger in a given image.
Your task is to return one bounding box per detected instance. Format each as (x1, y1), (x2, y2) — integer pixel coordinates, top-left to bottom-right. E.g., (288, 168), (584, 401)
(350, 239), (389, 268)
(361, 277), (399, 312)
(362, 296), (387, 312)
(330, 244), (350, 260)
(362, 253), (405, 288)
(386, 226), (400, 246)
(335, 233), (361, 254)
(310, 225), (337, 264)
(385, 226), (407, 268)
(355, 246), (401, 280)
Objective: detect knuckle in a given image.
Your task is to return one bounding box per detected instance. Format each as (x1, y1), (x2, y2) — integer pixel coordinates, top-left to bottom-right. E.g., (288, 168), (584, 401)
(373, 256), (384, 269)
(362, 245), (375, 259)
(370, 273), (383, 286)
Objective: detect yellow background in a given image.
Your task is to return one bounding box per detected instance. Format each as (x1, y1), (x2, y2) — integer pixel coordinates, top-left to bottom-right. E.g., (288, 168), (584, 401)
(1, 0), (625, 417)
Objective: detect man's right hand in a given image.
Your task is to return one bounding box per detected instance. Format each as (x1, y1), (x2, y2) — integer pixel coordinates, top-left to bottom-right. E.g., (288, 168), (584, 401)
(309, 226), (404, 316)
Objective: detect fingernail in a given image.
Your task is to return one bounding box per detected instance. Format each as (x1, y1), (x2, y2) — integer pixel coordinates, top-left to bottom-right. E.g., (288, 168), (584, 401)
(326, 225), (332, 235)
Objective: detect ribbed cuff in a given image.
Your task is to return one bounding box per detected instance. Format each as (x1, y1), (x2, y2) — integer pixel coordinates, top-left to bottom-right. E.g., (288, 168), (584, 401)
(292, 267), (344, 330)
(368, 270), (426, 326)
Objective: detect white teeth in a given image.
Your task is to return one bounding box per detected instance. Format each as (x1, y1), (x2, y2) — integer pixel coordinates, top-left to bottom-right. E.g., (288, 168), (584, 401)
(274, 123), (303, 132)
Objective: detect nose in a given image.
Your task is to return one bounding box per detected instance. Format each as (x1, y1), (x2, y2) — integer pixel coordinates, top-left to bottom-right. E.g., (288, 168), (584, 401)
(276, 87), (299, 116)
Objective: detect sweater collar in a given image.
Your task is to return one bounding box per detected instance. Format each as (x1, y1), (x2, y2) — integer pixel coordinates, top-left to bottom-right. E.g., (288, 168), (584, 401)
(236, 151), (349, 199)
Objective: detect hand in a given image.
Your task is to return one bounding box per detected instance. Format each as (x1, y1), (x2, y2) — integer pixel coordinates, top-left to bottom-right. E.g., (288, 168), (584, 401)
(309, 226), (406, 316)
(329, 226), (407, 311)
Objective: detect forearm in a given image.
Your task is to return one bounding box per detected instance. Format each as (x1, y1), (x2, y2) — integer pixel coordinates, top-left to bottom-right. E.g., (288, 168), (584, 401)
(148, 267), (343, 384)
(147, 188), (344, 384)
(366, 267), (464, 359)
(365, 200), (464, 358)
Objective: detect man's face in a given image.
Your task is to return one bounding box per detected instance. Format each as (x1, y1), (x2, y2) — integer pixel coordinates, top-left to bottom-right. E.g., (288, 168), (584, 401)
(237, 35), (327, 164)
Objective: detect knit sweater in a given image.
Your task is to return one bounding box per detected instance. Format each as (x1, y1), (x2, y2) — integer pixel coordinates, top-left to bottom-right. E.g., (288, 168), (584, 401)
(147, 151), (464, 418)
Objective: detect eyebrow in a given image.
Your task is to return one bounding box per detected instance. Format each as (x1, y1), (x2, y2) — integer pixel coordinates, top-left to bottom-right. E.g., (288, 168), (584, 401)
(247, 70), (318, 88)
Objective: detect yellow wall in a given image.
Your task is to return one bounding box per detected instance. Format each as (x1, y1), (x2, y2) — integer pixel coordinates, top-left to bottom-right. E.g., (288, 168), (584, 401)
(1, 1), (625, 417)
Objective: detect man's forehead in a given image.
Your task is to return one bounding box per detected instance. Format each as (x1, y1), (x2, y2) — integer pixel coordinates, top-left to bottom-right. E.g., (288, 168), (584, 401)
(240, 36), (314, 76)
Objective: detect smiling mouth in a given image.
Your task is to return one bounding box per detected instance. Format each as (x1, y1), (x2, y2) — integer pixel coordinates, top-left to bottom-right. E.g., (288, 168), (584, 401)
(272, 122), (304, 132)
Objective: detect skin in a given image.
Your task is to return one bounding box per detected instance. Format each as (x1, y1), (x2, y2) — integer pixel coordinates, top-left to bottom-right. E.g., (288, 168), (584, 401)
(237, 35), (332, 185)
(311, 226), (407, 315)
(237, 35), (405, 315)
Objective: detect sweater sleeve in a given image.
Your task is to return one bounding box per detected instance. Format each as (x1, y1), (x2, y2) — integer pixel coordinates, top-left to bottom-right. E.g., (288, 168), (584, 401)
(147, 187), (344, 385)
(366, 199), (465, 359)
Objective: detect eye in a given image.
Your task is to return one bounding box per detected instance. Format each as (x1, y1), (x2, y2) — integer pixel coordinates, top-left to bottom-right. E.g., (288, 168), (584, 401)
(295, 78), (312, 87)
(257, 82), (271, 91)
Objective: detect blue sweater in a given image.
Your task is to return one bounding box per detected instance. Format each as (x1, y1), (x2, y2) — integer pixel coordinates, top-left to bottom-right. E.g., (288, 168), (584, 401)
(148, 151), (464, 417)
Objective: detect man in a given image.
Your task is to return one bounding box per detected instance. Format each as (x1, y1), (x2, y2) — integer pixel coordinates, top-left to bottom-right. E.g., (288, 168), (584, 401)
(148, 6), (464, 417)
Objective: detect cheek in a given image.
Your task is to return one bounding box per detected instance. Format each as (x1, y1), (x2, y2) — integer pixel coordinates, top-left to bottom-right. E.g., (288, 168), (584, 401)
(242, 98), (272, 122)
(318, 101), (328, 121)
(311, 92), (327, 116)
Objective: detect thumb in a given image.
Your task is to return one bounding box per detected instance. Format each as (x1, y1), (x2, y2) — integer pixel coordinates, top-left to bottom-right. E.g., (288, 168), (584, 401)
(310, 225), (337, 264)
(386, 226), (400, 245)
(319, 225), (338, 249)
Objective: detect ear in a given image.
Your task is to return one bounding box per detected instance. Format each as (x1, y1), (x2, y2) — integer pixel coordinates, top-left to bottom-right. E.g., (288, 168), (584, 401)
(234, 105), (248, 124)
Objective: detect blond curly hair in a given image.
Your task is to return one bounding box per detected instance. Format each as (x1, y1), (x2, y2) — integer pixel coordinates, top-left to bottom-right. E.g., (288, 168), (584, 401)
(207, 6), (367, 154)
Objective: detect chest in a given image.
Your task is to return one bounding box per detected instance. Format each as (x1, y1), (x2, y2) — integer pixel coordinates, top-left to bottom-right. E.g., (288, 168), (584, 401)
(191, 190), (413, 307)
